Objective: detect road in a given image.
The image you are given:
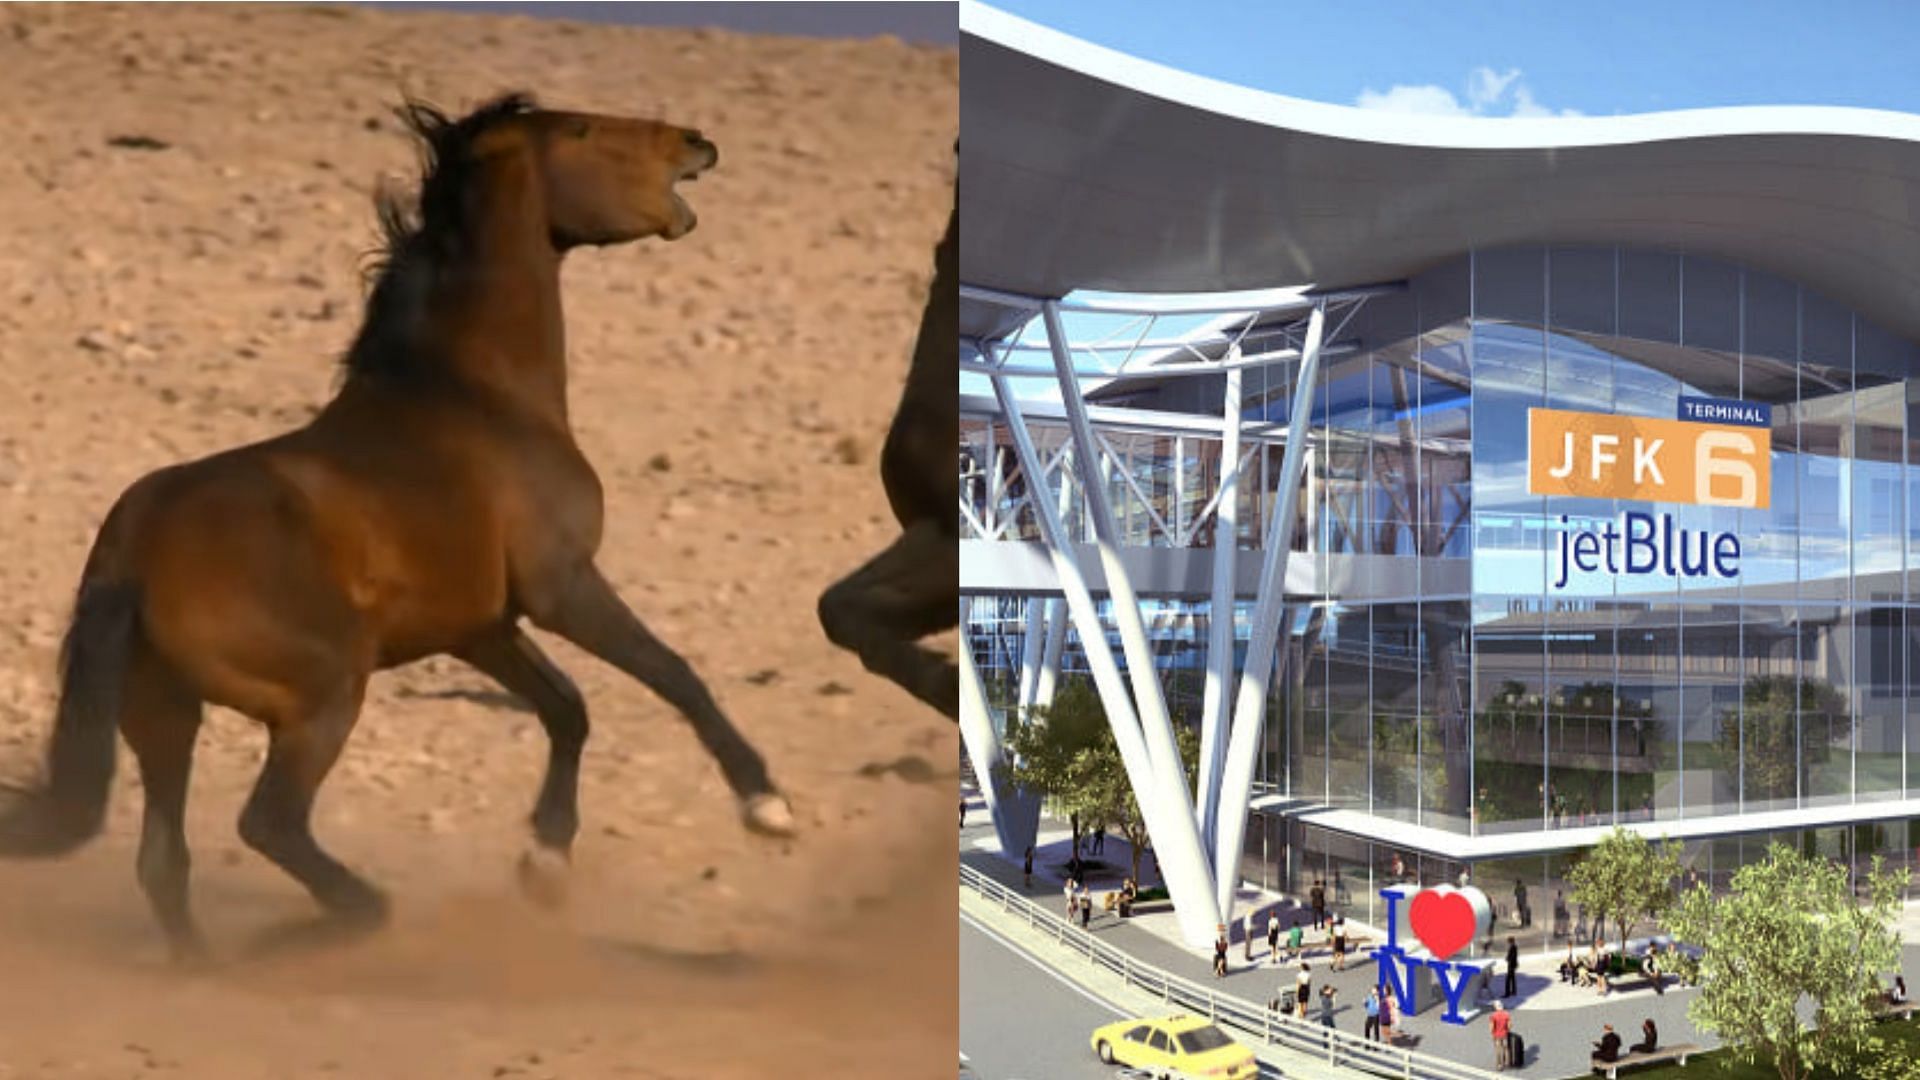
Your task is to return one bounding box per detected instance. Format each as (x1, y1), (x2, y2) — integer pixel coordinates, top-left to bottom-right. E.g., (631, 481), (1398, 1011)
(961, 911), (1281, 1080)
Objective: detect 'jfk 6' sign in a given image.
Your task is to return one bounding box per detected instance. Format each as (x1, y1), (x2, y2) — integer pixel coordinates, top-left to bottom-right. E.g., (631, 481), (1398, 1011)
(1372, 885), (1490, 1026)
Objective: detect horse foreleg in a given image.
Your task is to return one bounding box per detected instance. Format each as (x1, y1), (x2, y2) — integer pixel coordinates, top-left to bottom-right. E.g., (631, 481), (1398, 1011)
(458, 627), (587, 906)
(237, 682), (386, 926)
(817, 519), (958, 721)
(121, 644), (207, 963)
(526, 564), (795, 838)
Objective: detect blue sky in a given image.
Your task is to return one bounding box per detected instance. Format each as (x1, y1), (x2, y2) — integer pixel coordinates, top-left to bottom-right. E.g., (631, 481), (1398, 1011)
(984, 0), (1920, 116)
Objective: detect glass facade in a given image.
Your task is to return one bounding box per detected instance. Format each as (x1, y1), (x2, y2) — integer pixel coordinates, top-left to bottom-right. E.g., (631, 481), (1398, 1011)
(1240, 246), (1920, 836)
(961, 243), (1920, 947)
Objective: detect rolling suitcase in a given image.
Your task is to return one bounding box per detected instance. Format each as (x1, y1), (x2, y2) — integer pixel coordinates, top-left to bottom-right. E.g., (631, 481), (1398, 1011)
(1508, 1031), (1526, 1068)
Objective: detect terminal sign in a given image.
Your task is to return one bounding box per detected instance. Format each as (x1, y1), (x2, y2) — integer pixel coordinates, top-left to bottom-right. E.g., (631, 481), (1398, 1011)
(1530, 399), (1770, 590)
(1528, 406), (1769, 508)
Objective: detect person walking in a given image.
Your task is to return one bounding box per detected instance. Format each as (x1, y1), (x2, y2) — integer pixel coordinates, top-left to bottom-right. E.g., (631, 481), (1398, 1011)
(1214, 926), (1230, 978)
(1505, 935), (1520, 998)
(1310, 878), (1327, 931)
(1245, 909), (1258, 962)
(1490, 999), (1513, 1070)
(1513, 878), (1530, 928)
(1286, 918), (1304, 963)
(1318, 984), (1338, 1030)
(959, 795), (966, 828)
(1064, 879), (1078, 921)
(1079, 884), (1092, 929)
(1332, 915), (1349, 972)
(1378, 986), (1395, 1044)
(1363, 987), (1381, 1042)
(1295, 962), (1313, 1014)
(1022, 845), (1034, 889)
(1267, 910), (1281, 960)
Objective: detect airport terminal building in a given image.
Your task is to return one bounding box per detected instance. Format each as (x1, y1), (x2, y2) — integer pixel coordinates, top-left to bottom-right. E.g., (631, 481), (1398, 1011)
(957, 1), (1920, 949)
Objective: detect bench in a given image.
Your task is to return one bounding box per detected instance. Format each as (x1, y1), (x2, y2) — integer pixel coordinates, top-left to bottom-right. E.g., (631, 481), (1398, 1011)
(1875, 1000), (1920, 1021)
(1592, 1044), (1701, 1078)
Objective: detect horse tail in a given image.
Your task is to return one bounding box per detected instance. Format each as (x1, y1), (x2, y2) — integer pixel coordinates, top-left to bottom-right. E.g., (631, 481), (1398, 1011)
(0, 580), (140, 857)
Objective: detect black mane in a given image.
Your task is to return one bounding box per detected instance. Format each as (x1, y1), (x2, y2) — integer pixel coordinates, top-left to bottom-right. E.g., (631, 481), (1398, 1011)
(342, 92), (539, 380)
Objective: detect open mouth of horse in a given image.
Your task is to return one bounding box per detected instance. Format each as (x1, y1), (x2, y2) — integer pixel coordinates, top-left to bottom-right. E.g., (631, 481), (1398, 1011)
(664, 155), (713, 241)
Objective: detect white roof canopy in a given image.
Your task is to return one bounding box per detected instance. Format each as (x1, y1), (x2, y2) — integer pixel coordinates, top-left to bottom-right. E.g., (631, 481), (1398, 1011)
(960, 1), (1920, 345)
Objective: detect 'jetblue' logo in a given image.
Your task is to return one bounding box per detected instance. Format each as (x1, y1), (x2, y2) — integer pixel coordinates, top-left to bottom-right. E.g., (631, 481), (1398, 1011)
(1679, 396), (1770, 428)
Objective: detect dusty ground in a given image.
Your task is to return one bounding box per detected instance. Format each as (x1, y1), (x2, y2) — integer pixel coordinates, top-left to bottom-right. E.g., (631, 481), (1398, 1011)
(0, 4), (956, 1077)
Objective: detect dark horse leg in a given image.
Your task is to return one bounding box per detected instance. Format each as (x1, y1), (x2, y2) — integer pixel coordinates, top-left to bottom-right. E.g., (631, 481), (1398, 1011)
(121, 644), (207, 962)
(528, 563), (794, 837)
(458, 627), (587, 905)
(236, 681), (387, 926)
(818, 519), (958, 720)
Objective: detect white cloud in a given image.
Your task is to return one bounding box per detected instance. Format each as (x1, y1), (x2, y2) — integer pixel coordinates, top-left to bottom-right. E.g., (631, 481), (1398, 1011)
(1466, 66), (1522, 111)
(1355, 66), (1583, 119)
(1354, 84), (1473, 117)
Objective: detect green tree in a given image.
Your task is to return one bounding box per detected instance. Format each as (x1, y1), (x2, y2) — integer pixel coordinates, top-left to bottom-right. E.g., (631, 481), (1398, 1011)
(1665, 844), (1908, 1080)
(1081, 712), (1200, 887)
(1566, 827), (1683, 951)
(1002, 677), (1107, 854)
(1719, 677), (1848, 804)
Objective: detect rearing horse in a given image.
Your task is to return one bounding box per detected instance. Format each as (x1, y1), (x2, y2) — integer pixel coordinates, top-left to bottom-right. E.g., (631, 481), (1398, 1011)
(817, 165), (958, 721)
(0, 93), (795, 960)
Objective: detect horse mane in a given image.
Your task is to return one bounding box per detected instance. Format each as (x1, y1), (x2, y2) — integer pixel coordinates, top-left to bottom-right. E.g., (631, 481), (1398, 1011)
(342, 91), (540, 380)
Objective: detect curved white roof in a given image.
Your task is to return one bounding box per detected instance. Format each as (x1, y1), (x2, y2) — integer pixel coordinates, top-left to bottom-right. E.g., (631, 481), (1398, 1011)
(961, 1), (1920, 343)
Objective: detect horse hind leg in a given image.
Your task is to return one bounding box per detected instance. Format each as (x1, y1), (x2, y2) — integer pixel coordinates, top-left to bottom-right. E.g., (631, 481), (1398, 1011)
(121, 644), (207, 962)
(817, 519), (959, 721)
(457, 627), (587, 907)
(236, 683), (387, 927)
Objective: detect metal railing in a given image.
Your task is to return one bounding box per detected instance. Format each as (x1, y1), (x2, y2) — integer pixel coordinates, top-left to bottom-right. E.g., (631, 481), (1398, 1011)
(961, 864), (1502, 1080)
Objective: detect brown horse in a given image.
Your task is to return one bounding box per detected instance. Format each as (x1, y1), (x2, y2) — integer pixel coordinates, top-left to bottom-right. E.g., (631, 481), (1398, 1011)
(816, 169), (957, 721)
(0, 93), (795, 960)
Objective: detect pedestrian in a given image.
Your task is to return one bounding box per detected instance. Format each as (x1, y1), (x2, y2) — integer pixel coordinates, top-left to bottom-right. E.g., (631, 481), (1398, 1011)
(1093, 827), (1105, 855)
(1244, 909), (1258, 962)
(1363, 987), (1381, 1042)
(1079, 884), (1092, 929)
(1318, 983), (1338, 1029)
(1023, 845), (1034, 889)
(1286, 918), (1304, 963)
(1491, 999), (1512, 1070)
(1065, 879), (1077, 921)
(1593, 1024), (1622, 1064)
(1379, 986), (1395, 1044)
(1267, 910), (1281, 959)
(1505, 935), (1520, 998)
(1214, 926), (1230, 978)
(959, 796), (966, 828)
(1332, 915), (1349, 972)
(1310, 878), (1327, 930)
(1295, 961), (1312, 1013)
(1513, 878), (1530, 928)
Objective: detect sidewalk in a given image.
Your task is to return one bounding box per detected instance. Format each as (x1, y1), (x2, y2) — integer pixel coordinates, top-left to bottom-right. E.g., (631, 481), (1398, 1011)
(962, 816), (1728, 1078)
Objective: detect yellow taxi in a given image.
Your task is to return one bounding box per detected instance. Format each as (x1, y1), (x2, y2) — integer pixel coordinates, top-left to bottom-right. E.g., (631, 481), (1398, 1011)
(1089, 1013), (1259, 1079)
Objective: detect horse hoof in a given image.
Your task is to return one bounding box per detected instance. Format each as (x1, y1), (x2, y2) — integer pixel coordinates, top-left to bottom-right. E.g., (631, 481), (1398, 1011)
(518, 846), (571, 908)
(742, 793), (797, 838)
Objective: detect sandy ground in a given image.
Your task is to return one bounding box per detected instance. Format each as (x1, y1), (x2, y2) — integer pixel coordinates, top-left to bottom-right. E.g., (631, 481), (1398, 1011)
(0, 4), (956, 1077)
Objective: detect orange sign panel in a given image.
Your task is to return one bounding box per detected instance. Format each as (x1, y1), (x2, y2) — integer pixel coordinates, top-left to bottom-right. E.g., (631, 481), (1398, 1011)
(1527, 408), (1770, 509)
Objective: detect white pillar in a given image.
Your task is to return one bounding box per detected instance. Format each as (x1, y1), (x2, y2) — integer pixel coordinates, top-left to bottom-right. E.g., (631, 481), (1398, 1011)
(1212, 303), (1326, 920)
(1035, 598), (1068, 707)
(1039, 302), (1200, 826)
(990, 372), (1224, 946)
(1197, 360), (1244, 853)
(959, 598), (1039, 859)
(1017, 598), (1046, 718)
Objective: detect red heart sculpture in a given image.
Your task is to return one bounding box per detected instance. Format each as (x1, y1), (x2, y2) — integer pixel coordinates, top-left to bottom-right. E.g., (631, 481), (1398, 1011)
(1409, 888), (1476, 960)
